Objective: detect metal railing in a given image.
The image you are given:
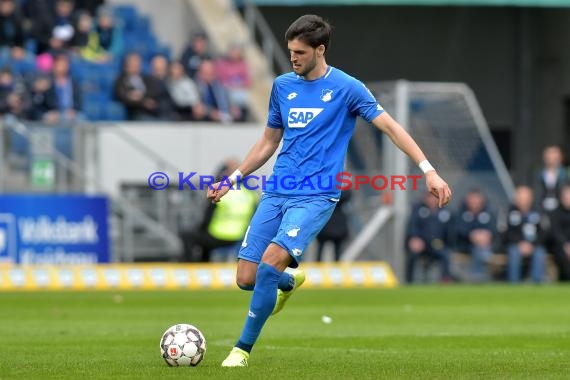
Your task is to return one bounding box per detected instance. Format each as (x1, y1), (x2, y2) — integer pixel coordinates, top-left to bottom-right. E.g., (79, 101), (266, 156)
(0, 117), (187, 262)
(241, 0), (290, 76)
(343, 81), (515, 281)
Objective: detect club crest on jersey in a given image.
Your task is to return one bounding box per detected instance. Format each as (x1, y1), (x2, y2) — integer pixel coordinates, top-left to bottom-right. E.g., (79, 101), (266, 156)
(288, 108), (323, 128)
(320, 89), (333, 102)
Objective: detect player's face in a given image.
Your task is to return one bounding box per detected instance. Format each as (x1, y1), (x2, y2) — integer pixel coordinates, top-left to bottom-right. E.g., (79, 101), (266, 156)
(288, 38), (318, 77)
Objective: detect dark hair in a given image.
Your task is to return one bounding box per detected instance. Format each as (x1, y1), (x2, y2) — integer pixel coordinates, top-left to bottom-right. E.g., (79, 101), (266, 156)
(285, 14), (331, 52)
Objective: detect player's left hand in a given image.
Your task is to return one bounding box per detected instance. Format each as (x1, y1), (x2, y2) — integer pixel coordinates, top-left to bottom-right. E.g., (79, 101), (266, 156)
(425, 171), (452, 207)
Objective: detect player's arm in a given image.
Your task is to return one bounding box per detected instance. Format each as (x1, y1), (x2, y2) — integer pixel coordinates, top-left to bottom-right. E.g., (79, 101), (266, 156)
(207, 126), (283, 203)
(371, 112), (452, 207)
(234, 126), (283, 178)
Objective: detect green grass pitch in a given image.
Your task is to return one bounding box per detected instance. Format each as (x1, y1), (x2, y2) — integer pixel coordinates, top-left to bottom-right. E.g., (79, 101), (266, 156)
(0, 285), (569, 379)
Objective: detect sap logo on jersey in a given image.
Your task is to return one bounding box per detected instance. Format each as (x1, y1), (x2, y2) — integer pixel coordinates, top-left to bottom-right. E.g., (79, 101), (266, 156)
(288, 108), (323, 128)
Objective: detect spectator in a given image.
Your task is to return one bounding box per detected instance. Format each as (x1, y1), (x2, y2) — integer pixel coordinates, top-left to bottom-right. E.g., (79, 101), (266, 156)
(35, 30), (71, 74)
(24, 0), (55, 54)
(315, 190), (352, 262)
(534, 145), (568, 213)
(550, 184), (570, 281)
(405, 190), (453, 283)
(455, 189), (496, 282)
(0, 66), (29, 118)
(0, 0), (36, 77)
(148, 54), (177, 120)
(216, 42), (250, 121)
(94, 5), (122, 60)
(0, 0), (25, 52)
(166, 60), (206, 121)
(70, 10), (109, 63)
(180, 158), (258, 262)
(51, 0), (77, 45)
(500, 186), (547, 283)
(113, 52), (159, 120)
(43, 53), (82, 124)
(180, 30), (212, 79)
(27, 72), (55, 121)
(195, 59), (241, 123)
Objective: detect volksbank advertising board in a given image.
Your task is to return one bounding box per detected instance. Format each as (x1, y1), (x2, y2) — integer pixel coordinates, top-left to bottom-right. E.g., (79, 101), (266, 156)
(0, 195), (109, 264)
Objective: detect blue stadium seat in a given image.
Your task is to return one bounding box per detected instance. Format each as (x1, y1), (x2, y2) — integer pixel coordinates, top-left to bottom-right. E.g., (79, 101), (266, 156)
(83, 103), (103, 121)
(135, 16), (151, 34)
(113, 5), (138, 32)
(99, 65), (117, 95)
(24, 39), (37, 54)
(104, 101), (127, 121)
(9, 59), (36, 77)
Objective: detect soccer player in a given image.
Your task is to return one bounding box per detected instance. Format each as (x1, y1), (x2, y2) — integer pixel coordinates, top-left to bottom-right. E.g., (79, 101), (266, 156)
(208, 14), (452, 367)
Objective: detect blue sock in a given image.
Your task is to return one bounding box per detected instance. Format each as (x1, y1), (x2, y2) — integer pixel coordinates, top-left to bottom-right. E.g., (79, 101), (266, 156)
(277, 271), (294, 291)
(236, 263), (282, 352)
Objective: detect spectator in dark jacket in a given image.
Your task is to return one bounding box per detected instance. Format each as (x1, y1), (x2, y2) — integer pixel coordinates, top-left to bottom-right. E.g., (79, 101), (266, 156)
(501, 186), (547, 283)
(0, 0), (25, 50)
(534, 145), (568, 213)
(405, 191), (453, 283)
(550, 183), (570, 281)
(27, 72), (55, 120)
(455, 189), (496, 281)
(114, 52), (160, 120)
(43, 53), (82, 124)
(0, 67), (29, 117)
(24, 0), (57, 54)
(180, 30), (212, 79)
(148, 54), (177, 120)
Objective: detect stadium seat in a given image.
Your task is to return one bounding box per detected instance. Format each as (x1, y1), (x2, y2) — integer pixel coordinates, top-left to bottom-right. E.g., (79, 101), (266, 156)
(104, 101), (127, 121)
(83, 104), (103, 121)
(113, 5), (138, 32)
(135, 16), (151, 34)
(9, 59), (36, 77)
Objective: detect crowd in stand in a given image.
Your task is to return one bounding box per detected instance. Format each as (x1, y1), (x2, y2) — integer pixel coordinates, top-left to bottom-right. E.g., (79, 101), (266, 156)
(0, 0), (251, 123)
(406, 144), (570, 284)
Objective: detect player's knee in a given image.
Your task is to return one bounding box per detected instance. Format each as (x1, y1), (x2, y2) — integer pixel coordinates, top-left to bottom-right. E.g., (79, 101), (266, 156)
(236, 271), (255, 291)
(261, 243), (292, 271)
(236, 281), (254, 291)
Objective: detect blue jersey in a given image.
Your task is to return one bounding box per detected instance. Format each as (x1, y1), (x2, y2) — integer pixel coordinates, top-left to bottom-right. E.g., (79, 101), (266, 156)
(265, 66), (384, 197)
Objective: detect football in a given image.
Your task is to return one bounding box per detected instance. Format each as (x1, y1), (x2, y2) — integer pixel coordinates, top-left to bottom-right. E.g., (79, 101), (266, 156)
(160, 324), (207, 366)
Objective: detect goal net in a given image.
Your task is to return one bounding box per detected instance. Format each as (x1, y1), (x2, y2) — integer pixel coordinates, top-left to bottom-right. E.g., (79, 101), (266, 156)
(344, 81), (515, 279)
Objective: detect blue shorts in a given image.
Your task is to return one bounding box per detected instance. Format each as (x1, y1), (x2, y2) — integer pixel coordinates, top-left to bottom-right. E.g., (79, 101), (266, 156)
(238, 193), (337, 268)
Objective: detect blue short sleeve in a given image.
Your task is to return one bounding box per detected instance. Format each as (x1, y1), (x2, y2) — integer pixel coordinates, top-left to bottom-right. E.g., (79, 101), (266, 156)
(346, 79), (384, 123)
(267, 81), (283, 129)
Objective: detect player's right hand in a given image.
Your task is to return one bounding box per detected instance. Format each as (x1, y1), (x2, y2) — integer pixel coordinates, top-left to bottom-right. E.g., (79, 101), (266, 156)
(425, 171), (452, 208)
(206, 181), (231, 203)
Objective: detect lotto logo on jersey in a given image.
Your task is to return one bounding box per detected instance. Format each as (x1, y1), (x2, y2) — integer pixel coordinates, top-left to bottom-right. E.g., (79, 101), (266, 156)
(288, 108), (323, 128)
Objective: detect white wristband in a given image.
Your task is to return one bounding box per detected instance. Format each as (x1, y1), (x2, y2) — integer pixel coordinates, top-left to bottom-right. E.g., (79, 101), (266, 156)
(419, 160), (435, 174)
(228, 169), (243, 185)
